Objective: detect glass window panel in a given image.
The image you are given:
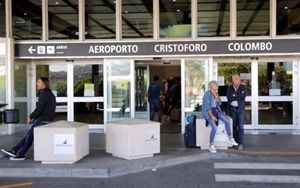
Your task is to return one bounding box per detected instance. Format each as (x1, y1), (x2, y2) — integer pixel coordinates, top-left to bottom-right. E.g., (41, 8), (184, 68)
(198, 0), (230, 37)
(244, 102), (252, 125)
(74, 64), (103, 97)
(185, 60), (207, 109)
(12, 0), (42, 40)
(122, 0), (153, 38)
(55, 102), (67, 121)
(0, 64), (5, 103)
(277, 0), (300, 35)
(14, 64), (27, 97)
(0, 0), (5, 37)
(258, 62), (292, 96)
(237, 0), (270, 36)
(160, 0), (191, 38)
(36, 64), (68, 97)
(74, 102), (104, 124)
(108, 60), (131, 76)
(48, 0), (79, 39)
(217, 63), (252, 96)
(108, 81), (131, 120)
(15, 102), (27, 123)
(259, 102), (293, 124)
(85, 0), (116, 39)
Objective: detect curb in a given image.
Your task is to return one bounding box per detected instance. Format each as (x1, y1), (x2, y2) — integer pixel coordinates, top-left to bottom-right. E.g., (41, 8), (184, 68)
(0, 152), (212, 179)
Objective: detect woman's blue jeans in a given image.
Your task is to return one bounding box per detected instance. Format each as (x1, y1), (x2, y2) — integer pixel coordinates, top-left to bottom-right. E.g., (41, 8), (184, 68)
(206, 112), (232, 145)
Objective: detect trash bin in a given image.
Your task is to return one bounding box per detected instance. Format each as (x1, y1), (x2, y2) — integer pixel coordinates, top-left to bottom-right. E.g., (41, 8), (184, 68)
(3, 109), (19, 124)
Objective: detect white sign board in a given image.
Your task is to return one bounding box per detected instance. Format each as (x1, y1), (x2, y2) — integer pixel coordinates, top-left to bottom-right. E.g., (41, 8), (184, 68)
(240, 73), (251, 80)
(269, 89), (281, 96)
(84, 83), (95, 97)
(0, 43), (5, 56)
(218, 76), (225, 86)
(54, 134), (75, 155)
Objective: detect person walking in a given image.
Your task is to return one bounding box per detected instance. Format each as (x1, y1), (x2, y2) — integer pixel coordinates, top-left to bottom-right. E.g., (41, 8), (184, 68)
(148, 75), (161, 121)
(202, 81), (238, 153)
(1, 77), (56, 160)
(226, 74), (246, 150)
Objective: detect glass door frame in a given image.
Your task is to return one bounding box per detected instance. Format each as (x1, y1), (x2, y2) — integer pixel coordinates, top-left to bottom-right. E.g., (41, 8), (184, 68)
(214, 58), (253, 129)
(256, 57), (299, 129)
(103, 58), (135, 125)
(215, 57), (299, 130)
(28, 60), (105, 129)
(181, 57), (211, 134)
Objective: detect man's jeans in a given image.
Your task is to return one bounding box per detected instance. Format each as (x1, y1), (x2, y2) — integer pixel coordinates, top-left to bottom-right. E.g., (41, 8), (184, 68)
(206, 112), (232, 145)
(12, 120), (44, 157)
(229, 107), (244, 145)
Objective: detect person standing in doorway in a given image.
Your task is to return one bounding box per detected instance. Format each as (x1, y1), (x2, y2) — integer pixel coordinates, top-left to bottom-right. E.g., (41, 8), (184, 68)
(226, 74), (246, 150)
(1, 77), (56, 160)
(202, 81), (238, 153)
(148, 75), (161, 121)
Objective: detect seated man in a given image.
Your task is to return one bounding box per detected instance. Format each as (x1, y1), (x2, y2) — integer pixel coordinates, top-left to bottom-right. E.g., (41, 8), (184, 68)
(202, 81), (238, 153)
(1, 77), (56, 160)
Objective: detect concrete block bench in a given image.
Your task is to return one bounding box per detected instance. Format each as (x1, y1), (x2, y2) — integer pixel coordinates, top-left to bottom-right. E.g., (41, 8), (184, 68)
(106, 119), (160, 160)
(196, 117), (233, 150)
(34, 121), (89, 164)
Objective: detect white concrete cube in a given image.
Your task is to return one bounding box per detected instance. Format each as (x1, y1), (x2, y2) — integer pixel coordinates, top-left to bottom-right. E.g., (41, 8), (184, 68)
(106, 119), (160, 160)
(34, 121), (89, 164)
(196, 119), (211, 150)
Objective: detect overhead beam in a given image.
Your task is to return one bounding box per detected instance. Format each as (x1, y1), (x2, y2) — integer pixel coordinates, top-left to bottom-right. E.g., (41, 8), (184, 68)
(216, 0), (227, 35)
(242, 0), (266, 35)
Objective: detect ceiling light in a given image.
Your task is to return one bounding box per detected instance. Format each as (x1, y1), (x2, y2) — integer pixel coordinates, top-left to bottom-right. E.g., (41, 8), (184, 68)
(55, 1), (60, 5)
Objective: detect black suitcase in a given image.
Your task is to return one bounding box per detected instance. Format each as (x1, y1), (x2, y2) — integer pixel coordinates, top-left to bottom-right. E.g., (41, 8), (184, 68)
(184, 115), (198, 148)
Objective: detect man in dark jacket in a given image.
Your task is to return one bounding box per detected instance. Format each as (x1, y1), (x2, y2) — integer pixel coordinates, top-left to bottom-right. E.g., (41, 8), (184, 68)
(1, 77), (56, 160)
(148, 75), (161, 121)
(226, 74), (246, 150)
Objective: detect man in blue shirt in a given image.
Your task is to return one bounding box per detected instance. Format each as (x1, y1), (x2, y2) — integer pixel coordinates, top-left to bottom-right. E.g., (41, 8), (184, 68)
(148, 75), (161, 121)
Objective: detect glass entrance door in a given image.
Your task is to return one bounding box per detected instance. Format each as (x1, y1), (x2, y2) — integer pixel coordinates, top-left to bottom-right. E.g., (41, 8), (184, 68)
(217, 60), (252, 127)
(257, 60), (296, 128)
(104, 59), (134, 123)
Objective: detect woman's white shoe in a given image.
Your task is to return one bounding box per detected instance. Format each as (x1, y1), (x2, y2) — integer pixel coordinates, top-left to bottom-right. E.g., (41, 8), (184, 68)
(209, 145), (217, 153)
(230, 138), (239, 146)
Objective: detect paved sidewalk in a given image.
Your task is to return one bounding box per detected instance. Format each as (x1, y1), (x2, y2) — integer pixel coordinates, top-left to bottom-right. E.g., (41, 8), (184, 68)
(0, 129), (299, 178)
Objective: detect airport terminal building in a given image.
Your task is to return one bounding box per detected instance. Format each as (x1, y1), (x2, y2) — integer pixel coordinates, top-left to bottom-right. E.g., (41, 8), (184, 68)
(0, 0), (300, 133)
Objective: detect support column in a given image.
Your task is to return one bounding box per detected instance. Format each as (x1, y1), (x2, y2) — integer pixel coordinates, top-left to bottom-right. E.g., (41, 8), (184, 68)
(6, 38), (14, 135)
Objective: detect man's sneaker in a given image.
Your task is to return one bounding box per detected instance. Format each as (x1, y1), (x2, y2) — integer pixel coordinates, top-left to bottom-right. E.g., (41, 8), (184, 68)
(9, 156), (26, 161)
(1, 149), (16, 158)
(209, 145), (217, 153)
(229, 138), (239, 146)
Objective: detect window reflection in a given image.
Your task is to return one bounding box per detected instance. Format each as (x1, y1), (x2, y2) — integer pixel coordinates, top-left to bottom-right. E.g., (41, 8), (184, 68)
(54, 102), (67, 121)
(277, 0), (300, 35)
(85, 0), (116, 39)
(74, 102), (104, 124)
(218, 63), (251, 96)
(258, 62), (292, 96)
(36, 64), (68, 97)
(0, 63), (5, 103)
(14, 64), (27, 97)
(198, 0), (229, 37)
(48, 0), (79, 39)
(12, 0), (42, 40)
(74, 64), (103, 97)
(15, 102), (27, 123)
(185, 60), (206, 109)
(259, 102), (293, 124)
(122, 0), (153, 38)
(0, 0), (5, 37)
(237, 0), (270, 36)
(160, 0), (191, 38)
